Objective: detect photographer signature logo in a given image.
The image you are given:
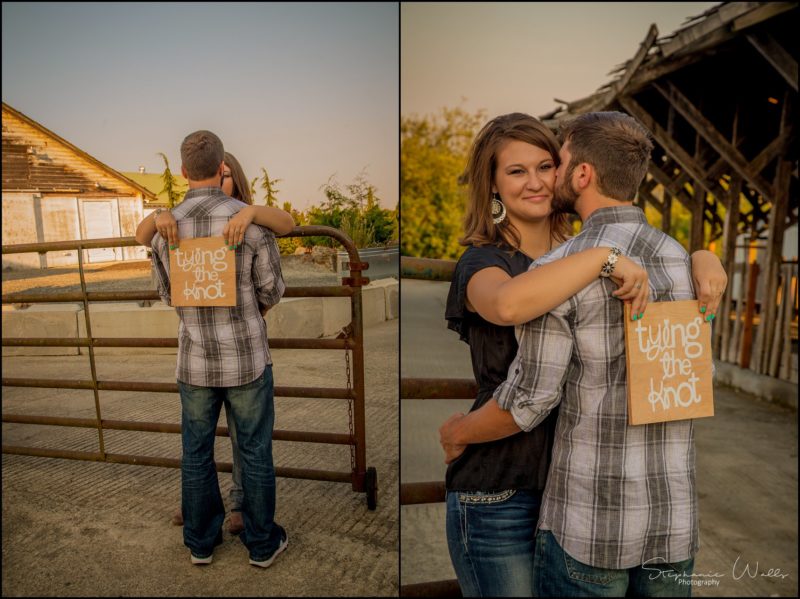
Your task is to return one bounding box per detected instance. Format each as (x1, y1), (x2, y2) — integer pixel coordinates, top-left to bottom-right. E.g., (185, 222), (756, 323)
(642, 556), (790, 588)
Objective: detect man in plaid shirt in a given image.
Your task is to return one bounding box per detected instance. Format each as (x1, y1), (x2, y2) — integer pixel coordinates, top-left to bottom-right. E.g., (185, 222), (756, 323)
(440, 112), (702, 596)
(151, 130), (288, 568)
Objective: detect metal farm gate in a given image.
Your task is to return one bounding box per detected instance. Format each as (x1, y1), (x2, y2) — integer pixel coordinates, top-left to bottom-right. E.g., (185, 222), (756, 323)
(1, 225), (378, 510)
(400, 256), (465, 597)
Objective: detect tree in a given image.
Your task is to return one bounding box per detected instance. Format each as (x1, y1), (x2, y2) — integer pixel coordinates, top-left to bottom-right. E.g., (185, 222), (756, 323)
(276, 199), (305, 255)
(259, 167), (282, 207)
(157, 152), (185, 208)
(305, 172), (396, 248)
(401, 106), (485, 259)
(249, 176), (258, 201)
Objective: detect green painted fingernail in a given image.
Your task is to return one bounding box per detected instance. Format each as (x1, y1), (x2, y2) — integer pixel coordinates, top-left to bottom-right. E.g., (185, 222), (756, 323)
(709, 314), (715, 321)
(169, 245), (176, 250)
(228, 245), (234, 250)
(631, 314), (637, 321)
(700, 306), (706, 313)
(639, 313), (644, 319)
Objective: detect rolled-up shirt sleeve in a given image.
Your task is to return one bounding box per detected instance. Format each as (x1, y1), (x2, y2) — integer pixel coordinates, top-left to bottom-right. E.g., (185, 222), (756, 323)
(150, 234), (172, 306)
(494, 309), (573, 432)
(252, 230), (285, 309)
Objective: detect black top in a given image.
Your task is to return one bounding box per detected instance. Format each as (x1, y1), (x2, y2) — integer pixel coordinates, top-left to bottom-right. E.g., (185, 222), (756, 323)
(444, 244), (558, 492)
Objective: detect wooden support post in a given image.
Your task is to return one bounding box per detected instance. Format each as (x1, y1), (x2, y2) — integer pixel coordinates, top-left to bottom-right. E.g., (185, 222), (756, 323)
(730, 252), (748, 363)
(662, 194), (672, 235)
(740, 260), (760, 370)
(690, 185), (705, 254)
(768, 268), (786, 378)
(717, 176), (742, 360)
(756, 91), (793, 375)
(758, 157), (792, 374)
(780, 265), (797, 381)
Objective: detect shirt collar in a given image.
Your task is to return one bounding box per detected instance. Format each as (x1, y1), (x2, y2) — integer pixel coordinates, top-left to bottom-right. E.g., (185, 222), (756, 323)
(582, 205), (648, 229)
(183, 186), (226, 201)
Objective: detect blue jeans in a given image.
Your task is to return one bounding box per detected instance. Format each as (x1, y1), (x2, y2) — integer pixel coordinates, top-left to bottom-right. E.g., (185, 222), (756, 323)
(224, 407), (243, 511)
(446, 489), (541, 597)
(178, 366), (283, 561)
(533, 529), (695, 597)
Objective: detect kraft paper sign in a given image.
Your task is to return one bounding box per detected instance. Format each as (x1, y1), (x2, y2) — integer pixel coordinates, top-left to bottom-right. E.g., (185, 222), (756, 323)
(169, 237), (236, 307)
(623, 300), (714, 425)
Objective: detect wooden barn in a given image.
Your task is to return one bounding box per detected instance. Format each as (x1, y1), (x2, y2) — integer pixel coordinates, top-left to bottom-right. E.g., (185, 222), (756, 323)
(540, 1), (798, 382)
(1, 102), (157, 270)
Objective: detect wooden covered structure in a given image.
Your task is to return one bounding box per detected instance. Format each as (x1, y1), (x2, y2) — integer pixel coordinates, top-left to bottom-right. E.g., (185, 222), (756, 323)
(541, 2), (798, 382)
(2, 102), (157, 268)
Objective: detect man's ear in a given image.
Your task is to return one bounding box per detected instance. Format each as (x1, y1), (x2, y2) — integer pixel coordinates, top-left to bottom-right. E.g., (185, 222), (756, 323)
(575, 163), (593, 191)
(181, 165), (188, 179)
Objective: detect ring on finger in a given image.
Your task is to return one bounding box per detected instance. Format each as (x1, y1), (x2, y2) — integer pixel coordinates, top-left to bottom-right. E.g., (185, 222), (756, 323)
(634, 282), (642, 289)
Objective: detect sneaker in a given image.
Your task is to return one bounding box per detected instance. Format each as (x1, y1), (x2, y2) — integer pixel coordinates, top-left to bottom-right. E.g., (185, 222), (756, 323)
(249, 526), (288, 568)
(189, 530), (223, 566)
(190, 553), (213, 565)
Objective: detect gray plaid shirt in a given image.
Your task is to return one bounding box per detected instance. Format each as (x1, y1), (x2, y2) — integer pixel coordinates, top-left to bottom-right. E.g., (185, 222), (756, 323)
(494, 205), (698, 569)
(151, 187), (285, 387)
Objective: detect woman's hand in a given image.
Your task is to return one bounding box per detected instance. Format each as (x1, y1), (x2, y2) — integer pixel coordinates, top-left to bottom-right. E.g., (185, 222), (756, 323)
(691, 250), (728, 321)
(609, 254), (649, 319)
(439, 413), (467, 464)
(155, 211), (179, 249)
(223, 206), (256, 248)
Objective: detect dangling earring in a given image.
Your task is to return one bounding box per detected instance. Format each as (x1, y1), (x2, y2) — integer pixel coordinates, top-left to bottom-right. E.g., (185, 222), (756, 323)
(491, 193), (507, 224)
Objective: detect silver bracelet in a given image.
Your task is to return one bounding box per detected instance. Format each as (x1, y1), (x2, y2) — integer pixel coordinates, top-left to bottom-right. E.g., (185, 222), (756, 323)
(600, 247), (622, 278)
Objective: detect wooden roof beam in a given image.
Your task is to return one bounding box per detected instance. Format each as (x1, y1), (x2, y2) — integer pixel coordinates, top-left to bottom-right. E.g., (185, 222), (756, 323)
(652, 81), (774, 201)
(647, 161), (693, 208)
(619, 94), (716, 198)
(746, 31), (799, 91)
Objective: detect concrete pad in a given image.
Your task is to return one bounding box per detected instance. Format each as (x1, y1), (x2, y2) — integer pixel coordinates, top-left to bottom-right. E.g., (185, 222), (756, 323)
(76, 302), (179, 355)
(368, 278), (399, 321)
(266, 297), (324, 338)
(321, 296), (352, 337)
(2, 303), (82, 356)
(362, 285), (386, 327)
(714, 359), (798, 410)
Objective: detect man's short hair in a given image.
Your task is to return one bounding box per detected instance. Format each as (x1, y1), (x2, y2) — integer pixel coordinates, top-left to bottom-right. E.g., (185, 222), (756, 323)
(180, 130), (224, 180)
(559, 112), (653, 201)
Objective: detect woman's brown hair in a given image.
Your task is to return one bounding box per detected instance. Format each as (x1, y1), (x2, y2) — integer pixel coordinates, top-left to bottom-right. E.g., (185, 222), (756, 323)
(459, 112), (571, 250)
(223, 152), (253, 205)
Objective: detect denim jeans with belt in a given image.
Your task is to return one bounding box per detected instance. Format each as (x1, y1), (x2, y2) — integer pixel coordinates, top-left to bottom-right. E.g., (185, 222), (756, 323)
(533, 529), (695, 597)
(178, 366), (282, 561)
(445, 489), (542, 597)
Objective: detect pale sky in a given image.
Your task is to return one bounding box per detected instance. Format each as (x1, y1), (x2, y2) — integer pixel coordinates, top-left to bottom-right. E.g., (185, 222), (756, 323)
(2, 2), (398, 211)
(402, 2), (719, 120)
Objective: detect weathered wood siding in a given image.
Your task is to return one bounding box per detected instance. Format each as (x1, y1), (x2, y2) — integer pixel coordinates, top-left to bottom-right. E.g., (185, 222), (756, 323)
(1, 193), (41, 269)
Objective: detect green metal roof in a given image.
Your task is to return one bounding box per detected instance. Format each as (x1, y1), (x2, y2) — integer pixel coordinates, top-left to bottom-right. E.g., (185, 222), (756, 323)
(121, 171), (188, 206)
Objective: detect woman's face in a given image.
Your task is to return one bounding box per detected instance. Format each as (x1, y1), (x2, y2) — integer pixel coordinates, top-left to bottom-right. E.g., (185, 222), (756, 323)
(492, 140), (556, 226)
(221, 163), (234, 197)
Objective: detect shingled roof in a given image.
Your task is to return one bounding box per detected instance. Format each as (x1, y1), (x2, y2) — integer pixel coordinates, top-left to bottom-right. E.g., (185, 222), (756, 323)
(2, 102), (157, 201)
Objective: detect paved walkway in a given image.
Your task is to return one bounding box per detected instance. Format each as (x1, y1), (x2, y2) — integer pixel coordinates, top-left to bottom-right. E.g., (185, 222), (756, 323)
(2, 320), (398, 597)
(401, 279), (798, 598)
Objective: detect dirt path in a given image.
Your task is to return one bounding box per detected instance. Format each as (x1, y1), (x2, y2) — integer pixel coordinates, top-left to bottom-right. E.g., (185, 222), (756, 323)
(2, 258), (340, 296)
